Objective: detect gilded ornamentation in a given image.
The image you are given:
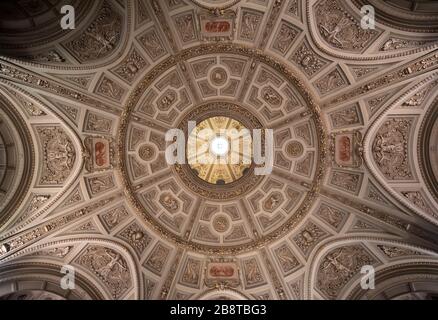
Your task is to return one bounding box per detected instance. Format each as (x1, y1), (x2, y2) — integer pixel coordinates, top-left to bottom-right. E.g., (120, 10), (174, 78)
(187, 115), (252, 185)
(174, 102), (264, 200)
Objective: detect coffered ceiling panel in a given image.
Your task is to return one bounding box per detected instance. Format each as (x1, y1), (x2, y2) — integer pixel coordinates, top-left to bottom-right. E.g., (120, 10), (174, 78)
(0, 0), (438, 301)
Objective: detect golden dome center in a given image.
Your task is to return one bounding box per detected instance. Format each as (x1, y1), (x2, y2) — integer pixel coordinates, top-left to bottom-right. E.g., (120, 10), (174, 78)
(187, 116), (252, 185)
(210, 136), (230, 156)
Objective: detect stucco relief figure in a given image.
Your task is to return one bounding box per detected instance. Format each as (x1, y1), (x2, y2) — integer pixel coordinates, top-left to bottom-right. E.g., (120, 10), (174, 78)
(182, 258), (201, 286)
(243, 258), (264, 287)
(240, 12), (260, 40)
(139, 29), (166, 59)
(317, 245), (377, 298)
(315, 0), (380, 52)
(262, 86), (283, 107)
(374, 136), (404, 164)
(76, 246), (131, 299)
(175, 14), (196, 43)
(273, 24), (298, 54)
(47, 137), (75, 172)
(85, 113), (112, 133)
(145, 244), (170, 274)
(64, 3), (122, 62)
(372, 118), (413, 180)
(37, 127), (76, 185)
(159, 193), (180, 213)
(263, 192), (283, 212)
(275, 245), (300, 273)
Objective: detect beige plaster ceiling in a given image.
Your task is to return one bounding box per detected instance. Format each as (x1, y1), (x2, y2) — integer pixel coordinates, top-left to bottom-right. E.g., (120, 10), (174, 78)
(0, 0), (438, 300)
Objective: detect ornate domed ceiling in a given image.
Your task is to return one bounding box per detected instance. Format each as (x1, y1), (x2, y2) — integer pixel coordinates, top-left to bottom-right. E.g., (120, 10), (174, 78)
(0, 0), (438, 301)
(0, 95), (34, 227)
